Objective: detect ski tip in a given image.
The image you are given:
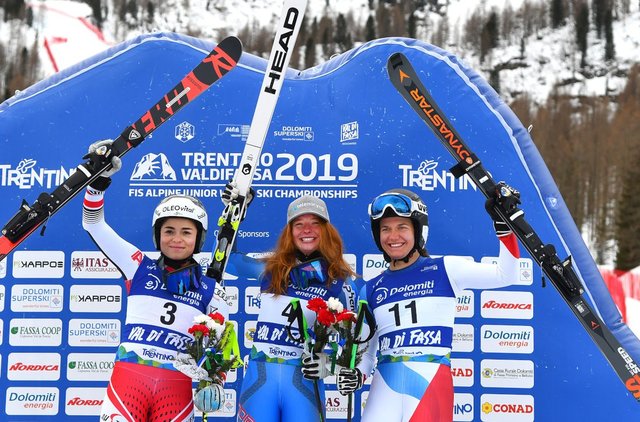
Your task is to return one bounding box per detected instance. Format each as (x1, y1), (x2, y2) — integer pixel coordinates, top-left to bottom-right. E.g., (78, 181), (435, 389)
(386, 52), (408, 76)
(218, 36), (243, 60)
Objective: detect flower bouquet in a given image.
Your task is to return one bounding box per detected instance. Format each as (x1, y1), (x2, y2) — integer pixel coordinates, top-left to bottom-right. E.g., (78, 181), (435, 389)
(174, 312), (243, 415)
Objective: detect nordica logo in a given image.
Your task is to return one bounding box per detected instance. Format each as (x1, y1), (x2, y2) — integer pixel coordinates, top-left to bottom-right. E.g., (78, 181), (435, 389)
(131, 153), (176, 180)
(0, 159), (76, 189)
(398, 159), (476, 192)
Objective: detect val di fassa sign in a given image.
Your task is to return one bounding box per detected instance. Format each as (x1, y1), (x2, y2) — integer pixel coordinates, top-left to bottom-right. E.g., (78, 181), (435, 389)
(0, 33), (638, 421)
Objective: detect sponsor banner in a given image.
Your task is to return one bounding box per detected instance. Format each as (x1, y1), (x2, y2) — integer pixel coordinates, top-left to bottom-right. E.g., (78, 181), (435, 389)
(481, 325), (534, 354)
(362, 254), (388, 281)
(480, 291), (533, 320)
(481, 257), (534, 286)
(67, 319), (121, 347)
(452, 323), (475, 352)
(10, 284), (64, 312)
(5, 387), (59, 415)
(451, 358), (474, 387)
(65, 387), (105, 416)
(7, 352), (61, 381)
(0, 285), (5, 311)
(12, 250), (65, 278)
(453, 393), (474, 422)
(70, 251), (121, 279)
(0, 320), (3, 346)
(69, 284), (122, 313)
(0, 258), (6, 278)
(197, 388), (237, 418)
(325, 389), (353, 419)
(9, 318), (63, 346)
(244, 320), (256, 349)
(244, 286), (261, 315)
(480, 359), (534, 389)
(456, 291), (474, 318)
(480, 394), (534, 421)
(66, 353), (116, 381)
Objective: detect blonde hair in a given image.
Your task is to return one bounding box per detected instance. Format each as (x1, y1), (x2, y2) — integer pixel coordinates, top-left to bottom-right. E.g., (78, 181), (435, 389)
(264, 219), (356, 295)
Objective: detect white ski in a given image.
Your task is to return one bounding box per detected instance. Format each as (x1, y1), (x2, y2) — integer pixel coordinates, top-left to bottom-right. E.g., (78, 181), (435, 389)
(206, 0), (308, 282)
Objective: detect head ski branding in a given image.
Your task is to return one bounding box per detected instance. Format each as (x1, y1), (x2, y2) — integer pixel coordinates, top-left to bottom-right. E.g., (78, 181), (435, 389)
(264, 7), (300, 95)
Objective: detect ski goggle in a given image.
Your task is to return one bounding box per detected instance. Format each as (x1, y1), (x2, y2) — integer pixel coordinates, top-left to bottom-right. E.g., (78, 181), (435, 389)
(368, 193), (424, 220)
(289, 259), (327, 289)
(164, 263), (201, 295)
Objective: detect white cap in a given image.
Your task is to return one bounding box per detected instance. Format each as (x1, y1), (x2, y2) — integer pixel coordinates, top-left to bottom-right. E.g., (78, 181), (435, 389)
(287, 195), (330, 223)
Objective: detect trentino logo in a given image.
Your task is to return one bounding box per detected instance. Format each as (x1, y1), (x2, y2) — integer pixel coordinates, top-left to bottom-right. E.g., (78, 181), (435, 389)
(130, 153), (176, 180)
(175, 121), (195, 143)
(0, 159), (76, 190)
(398, 159), (476, 192)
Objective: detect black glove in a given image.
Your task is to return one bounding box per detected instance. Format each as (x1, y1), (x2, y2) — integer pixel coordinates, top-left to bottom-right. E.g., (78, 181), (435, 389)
(301, 353), (331, 381)
(84, 139), (122, 191)
(485, 181), (520, 237)
(337, 367), (363, 395)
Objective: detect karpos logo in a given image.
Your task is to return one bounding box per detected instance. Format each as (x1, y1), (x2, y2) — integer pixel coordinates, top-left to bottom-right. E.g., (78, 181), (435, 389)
(70, 284), (122, 313)
(12, 250), (65, 278)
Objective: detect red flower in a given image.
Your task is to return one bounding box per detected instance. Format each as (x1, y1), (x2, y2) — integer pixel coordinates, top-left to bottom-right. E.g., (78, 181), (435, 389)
(336, 310), (356, 323)
(209, 312), (225, 325)
(307, 297), (328, 313)
(188, 324), (209, 337)
(317, 308), (336, 327)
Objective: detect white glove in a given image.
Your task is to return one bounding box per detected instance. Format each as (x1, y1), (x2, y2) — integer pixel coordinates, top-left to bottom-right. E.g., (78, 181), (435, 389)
(301, 352), (332, 381)
(173, 352), (210, 381)
(221, 180), (254, 207)
(194, 382), (225, 413)
(87, 139), (122, 177)
(337, 367), (363, 395)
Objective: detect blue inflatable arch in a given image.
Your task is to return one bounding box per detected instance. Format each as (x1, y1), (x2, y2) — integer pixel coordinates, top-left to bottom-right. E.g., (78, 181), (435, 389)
(0, 32), (638, 420)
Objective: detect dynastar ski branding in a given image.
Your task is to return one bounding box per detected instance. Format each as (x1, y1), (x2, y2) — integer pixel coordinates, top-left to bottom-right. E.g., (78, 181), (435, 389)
(387, 51), (640, 403)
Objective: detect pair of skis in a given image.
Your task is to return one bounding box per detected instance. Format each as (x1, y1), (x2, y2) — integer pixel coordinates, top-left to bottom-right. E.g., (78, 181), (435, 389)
(0, 0), (309, 284)
(387, 52), (640, 403)
(0, 35), (242, 262)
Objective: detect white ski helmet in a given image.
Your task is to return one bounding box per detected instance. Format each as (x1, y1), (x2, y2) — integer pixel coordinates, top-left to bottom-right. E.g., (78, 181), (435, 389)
(368, 188), (429, 261)
(152, 195), (208, 253)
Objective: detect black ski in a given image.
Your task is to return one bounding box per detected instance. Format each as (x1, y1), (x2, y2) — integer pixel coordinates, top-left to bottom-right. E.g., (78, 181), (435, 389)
(387, 52), (640, 402)
(0, 36), (243, 262)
